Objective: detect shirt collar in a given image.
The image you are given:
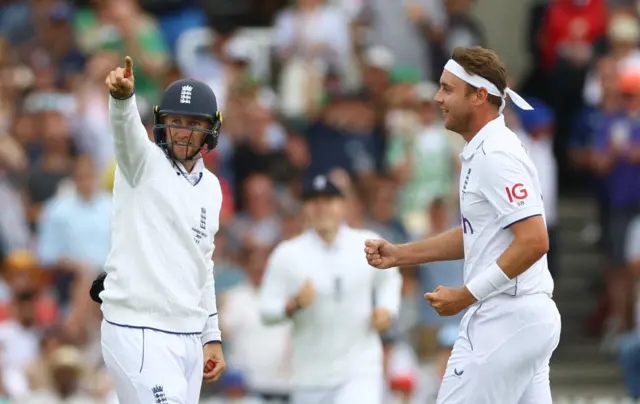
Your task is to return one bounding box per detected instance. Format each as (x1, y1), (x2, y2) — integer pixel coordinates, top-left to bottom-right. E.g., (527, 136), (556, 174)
(460, 115), (505, 161)
(307, 223), (350, 251)
(172, 157), (205, 186)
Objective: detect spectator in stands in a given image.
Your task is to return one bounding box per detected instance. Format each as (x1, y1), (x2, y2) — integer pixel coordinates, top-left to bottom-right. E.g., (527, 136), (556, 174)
(275, 0), (351, 118)
(228, 174), (283, 254)
(74, 0), (169, 103)
(305, 91), (378, 186)
(36, 155), (111, 310)
(24, 111), (74, 229)
(424, 0), (486, 75)
(212, 229), (247, 295)
(591, 68), (640, 348)
(0, 290), (44, 399)
(138, 0), (207, 56)
(583, 11), (640, 108)
(16, 345), (98, 403)
(540, 0), (608, 179)
(363, 0), (442, 82)
(360, 46), (395, 110)
(386, 81), (460, 237)
(572, 57), (621, 170)
(0, 250), (58, 328)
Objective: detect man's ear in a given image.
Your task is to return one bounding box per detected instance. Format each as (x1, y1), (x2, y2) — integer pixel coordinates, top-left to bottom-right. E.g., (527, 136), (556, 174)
(475, 88), (489, 106)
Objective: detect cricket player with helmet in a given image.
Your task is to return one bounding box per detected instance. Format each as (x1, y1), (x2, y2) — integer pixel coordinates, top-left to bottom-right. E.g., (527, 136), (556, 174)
(93, 56), (226, 403)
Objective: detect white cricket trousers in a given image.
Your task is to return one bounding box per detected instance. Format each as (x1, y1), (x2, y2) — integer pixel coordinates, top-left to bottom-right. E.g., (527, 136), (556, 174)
(436, 293), (561, 404)
(291, 373), (384, 404)
(101, 320), (204, 404)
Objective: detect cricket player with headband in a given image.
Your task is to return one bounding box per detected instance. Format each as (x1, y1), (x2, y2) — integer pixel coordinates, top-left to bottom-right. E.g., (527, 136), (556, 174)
(364, 46), (561, 404)
(259, 174), (402, 404)
(95, 56), (226, 403)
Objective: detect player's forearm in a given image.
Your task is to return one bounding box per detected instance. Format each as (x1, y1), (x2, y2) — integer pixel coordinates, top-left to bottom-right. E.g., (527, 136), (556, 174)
(396, 227), (464, 266)
(109, 94), (152, 182)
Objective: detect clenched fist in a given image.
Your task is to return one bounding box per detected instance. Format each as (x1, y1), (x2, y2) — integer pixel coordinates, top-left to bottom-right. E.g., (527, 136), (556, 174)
(295, 279), (315, 308)
(424, 286), (476, 317)
(371, 308), (392, 332)
(105, 56), (135, 99)
(364, 239), (398, 269)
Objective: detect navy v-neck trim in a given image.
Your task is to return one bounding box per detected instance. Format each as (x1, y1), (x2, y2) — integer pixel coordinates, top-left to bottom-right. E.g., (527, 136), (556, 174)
(169, 159), (204, 187)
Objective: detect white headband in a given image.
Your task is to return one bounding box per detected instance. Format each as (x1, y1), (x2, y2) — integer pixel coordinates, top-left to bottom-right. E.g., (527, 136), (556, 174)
(444, 59), (533, 113)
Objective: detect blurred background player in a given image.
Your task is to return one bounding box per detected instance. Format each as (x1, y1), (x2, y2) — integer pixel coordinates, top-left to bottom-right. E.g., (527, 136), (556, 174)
(97, 57), (226, 403)
(259, 174), (402, 404)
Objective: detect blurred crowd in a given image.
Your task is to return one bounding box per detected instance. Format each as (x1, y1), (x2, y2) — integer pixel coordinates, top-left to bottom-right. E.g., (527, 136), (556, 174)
(0, 0), (638, 402)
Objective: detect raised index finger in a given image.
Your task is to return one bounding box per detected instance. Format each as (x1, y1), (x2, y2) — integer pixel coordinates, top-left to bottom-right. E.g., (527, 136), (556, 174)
(124, 56), (133, 78)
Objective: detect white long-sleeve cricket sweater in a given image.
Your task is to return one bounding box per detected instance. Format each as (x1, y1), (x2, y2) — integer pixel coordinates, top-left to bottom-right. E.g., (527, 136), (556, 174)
(100, 94), (222, 344)
(259, 225), (402, 387)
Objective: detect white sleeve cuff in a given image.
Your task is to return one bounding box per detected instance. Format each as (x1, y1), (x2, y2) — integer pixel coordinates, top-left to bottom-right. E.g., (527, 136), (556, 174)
(202, 313), (221, 345)
(110, 93), (136, 111)
(260, 301), (287, 324)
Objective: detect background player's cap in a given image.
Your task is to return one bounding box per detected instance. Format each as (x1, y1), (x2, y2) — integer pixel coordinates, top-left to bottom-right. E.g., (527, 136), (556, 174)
(301, 175), (344, 201)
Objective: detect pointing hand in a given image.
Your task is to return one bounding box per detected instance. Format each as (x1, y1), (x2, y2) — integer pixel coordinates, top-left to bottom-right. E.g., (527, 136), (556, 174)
(105, 56), (135, 98)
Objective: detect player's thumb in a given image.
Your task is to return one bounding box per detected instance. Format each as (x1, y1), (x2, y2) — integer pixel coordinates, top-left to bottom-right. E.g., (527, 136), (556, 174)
(424, 292), (435, 302)
(124, 56), (133, 78)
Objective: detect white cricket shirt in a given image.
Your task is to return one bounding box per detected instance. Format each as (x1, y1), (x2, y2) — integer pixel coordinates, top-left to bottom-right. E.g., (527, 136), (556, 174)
(459, 115), (554, 299)
(259, 225), (402, 388)
(100, 94), (222, 343)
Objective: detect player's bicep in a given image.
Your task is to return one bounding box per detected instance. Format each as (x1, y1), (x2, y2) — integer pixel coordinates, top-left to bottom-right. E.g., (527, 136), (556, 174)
(479, 151), (544, 229)
(509, 215), (549, 252)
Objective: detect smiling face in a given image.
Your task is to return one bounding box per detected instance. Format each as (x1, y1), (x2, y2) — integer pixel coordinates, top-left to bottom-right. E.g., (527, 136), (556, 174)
(163, 114), (212, 160)
(434, 70), (476, 134)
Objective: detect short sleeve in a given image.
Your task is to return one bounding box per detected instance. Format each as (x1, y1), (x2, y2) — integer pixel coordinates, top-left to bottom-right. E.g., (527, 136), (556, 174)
(477, 151), (544, 229)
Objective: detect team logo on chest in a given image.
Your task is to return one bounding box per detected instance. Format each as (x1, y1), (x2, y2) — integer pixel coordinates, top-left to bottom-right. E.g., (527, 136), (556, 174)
(192, 207), (208, 244)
